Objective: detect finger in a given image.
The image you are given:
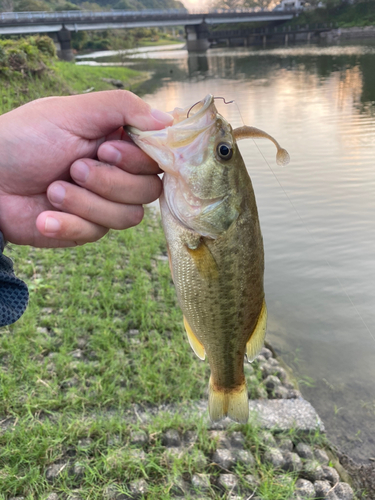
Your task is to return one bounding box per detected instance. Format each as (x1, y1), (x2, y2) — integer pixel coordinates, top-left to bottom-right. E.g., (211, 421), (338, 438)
(105, 126), (132, 142)
(34, 90), (173, 139)
(70, 159), (162, 204)
(97, 140), (162, 175)
(36, 211), (109, 244)
(47, 182), (144, 230)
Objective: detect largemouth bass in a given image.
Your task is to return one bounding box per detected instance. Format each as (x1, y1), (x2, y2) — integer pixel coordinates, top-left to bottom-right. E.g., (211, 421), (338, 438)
(128, 95), (289, 423)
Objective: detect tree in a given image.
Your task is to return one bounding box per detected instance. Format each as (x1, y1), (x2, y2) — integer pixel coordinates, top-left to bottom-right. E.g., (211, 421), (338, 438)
(14, 0), (50, 10)
(244, 0), (273, 9)
(0, 0), (15, 12)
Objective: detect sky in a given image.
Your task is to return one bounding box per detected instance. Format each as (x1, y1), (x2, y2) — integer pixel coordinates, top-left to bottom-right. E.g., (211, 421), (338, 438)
(180, 0), (209, 11)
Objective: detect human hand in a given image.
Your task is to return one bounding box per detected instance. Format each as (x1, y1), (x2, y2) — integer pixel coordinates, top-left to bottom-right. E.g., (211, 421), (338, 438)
(0, 90), (172, 248)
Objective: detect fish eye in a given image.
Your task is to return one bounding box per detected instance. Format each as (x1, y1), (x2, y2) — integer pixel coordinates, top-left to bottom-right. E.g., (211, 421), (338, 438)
(217, 142), (233, 161)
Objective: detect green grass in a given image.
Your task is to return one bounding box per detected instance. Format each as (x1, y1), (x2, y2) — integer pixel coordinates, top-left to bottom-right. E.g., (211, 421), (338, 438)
(54, 61), (147, 94)
(136, 38), (183, 47)
(0, 74), (67, 114)
(0, 214), (331, 498)
(0, 63), (147, 115)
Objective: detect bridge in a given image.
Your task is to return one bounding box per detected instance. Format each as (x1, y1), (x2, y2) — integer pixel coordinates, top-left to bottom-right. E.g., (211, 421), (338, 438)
(0, 8), (295, 58)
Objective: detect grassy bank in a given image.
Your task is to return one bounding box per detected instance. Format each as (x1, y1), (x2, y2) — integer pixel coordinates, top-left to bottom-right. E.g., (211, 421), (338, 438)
(0, 215), (330, 499)
(54, 61), (149, 94)
(0, 36), (148, 114)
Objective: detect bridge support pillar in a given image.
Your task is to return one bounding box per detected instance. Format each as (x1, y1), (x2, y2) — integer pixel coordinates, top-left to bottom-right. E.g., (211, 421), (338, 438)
(53, 28), (74, 61)
(185, 23), (210, 52)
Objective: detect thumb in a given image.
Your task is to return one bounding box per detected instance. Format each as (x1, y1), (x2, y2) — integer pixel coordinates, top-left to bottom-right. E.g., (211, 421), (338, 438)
(37, 90), (173, 139)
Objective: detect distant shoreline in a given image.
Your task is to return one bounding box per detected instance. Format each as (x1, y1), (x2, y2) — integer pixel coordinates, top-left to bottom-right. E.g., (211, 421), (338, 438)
(320, 25), (375, 41)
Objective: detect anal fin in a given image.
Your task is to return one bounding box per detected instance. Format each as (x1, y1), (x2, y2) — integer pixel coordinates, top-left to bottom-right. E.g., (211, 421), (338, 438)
(183, 316), (205, 360)
(208, 377), (249, 424)
(246, 300), (267, 363)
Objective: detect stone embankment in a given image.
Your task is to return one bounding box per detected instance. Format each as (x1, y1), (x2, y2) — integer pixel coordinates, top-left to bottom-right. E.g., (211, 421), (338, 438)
(9, 346), (359, 500)
(320, 26), (375, 41)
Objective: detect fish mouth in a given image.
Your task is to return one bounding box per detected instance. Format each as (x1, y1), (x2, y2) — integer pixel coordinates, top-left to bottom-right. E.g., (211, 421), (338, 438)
(127, 95), (217, 174)
(128, 94), (215, 138)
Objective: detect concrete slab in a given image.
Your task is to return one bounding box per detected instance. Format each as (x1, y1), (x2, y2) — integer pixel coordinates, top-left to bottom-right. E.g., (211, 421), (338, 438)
(248, 399), (325, 433)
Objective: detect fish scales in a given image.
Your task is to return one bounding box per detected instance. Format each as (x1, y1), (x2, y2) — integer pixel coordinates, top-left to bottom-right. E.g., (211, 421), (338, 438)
(128, 95), (289, 423)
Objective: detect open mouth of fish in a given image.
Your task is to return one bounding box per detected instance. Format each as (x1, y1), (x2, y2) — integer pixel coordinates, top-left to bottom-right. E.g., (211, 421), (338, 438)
(128, 94), (289, 173)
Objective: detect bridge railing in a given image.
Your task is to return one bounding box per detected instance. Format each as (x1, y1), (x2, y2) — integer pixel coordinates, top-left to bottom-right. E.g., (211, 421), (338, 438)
(0, 7), (293, 24)
(0, 8), (190, 23)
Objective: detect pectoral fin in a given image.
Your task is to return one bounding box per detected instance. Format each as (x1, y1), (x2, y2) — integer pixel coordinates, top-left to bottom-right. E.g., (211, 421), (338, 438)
(246, 300), (267, 362)
(183, 316), (205, 360)
(186, 240), (219, 280)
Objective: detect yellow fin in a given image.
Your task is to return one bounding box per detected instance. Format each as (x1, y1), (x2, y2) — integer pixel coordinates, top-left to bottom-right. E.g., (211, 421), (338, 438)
(186, 241), (219, 280)
(246, 300), (267, 363)
(183, 316), (205, 360)
(208, 377), (249, 424)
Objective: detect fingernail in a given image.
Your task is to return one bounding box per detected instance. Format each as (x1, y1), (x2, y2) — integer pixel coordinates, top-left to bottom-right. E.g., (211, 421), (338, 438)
(71, 161), (89, 183)
(48, 184), (66, 204)
(99, 144), (121, 164)
(45, 216), (61, 233)
(150, 108), (173, 126)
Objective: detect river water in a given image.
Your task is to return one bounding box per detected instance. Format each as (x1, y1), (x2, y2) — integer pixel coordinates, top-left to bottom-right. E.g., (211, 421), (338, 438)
(80, 40), (375, 462)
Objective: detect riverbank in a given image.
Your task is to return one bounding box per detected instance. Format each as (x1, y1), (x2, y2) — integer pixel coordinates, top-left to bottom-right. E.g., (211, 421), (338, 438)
(0, 206), (362, 499)
(0, 36), (149, 113)
(320, 25), (375, 41)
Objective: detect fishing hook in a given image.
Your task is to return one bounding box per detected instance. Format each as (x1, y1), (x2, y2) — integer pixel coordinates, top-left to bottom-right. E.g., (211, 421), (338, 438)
(187, 96), (235, 118)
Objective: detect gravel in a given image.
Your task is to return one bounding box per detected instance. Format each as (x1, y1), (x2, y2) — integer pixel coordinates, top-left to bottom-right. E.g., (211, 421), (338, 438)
(314, 448), (330, 465)
(191, 473), (211, 491)
(230, 431), (246, 448)
(322, 465), (340, 485)
(217, 473), (239, 492)
(282, 451), (303, 473)
(212, 448), (236, 469)
(170, 477), (188, 496)
(263, 447), (285, 468)
(333, 482), (355, 500)
(130, 430), (148, 446)
(314, 479), (337, 499)
(295, 478), (315, 498)
(296, 442), (314, 460)
(162, 428), (181, 447)
(129, 478), (148, 498)
(302, 460), (325, 482)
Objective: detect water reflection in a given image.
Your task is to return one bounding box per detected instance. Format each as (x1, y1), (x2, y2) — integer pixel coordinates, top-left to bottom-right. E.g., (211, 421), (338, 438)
(85, 41), (375, 462)
(188, 53), (209, 76)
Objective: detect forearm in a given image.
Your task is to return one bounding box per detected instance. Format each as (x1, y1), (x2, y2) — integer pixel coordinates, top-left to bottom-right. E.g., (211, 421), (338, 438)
(0, 233), (29, 327)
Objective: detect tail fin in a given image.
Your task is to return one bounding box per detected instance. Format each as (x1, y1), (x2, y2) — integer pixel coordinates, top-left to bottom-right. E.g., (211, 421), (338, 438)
(208, 377), (249, 424)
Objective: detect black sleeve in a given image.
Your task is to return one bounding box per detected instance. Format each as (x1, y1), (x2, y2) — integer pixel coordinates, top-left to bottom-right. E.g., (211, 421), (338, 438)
(0, 232), (29, 327)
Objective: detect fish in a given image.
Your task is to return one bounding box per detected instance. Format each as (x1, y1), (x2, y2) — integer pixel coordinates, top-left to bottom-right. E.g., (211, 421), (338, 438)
(128, 94), (289, 423)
